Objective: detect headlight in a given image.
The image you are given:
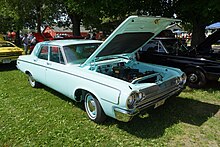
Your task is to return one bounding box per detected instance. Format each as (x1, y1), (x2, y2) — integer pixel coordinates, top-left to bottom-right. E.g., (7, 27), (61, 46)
(180, 73), (187, 85)
(176, 77), (181, 85)
(127, 95), (136, 109)
(126, 92), (145, 109)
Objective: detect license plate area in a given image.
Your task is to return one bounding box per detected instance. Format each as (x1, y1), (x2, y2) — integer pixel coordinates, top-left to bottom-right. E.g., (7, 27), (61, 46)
(3, 59), (11, 63)
(154, 99), (166, 108)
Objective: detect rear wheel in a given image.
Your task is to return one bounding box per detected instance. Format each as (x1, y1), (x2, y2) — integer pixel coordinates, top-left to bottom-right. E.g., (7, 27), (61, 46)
(28, 73), (41, 88)
(84, 92), (106, 123)
(184, 68), (206, 88)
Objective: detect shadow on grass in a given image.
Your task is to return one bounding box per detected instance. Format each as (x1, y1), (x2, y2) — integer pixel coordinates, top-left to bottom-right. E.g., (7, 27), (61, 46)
(183, 81), (220, 93)
(0, 63), (17, 71)
(203, 80), (220, 91)
(41, 85), (219, 139)
(43, 86), (85, 110)
(113, 96), (220, 139)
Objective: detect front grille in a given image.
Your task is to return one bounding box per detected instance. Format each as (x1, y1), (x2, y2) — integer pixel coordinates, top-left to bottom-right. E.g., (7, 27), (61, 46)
(135, 77), (178, 109)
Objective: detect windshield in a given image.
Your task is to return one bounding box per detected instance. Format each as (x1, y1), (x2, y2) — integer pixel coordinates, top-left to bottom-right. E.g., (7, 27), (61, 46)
(63, 43), (101, 64)
(160, 38), (188, 54)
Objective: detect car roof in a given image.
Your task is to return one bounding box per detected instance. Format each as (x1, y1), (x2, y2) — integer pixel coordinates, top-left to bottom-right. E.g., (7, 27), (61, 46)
(0, 40), (13, 43)
(0, 40), (16, 46)
(39, 39), (103, 46)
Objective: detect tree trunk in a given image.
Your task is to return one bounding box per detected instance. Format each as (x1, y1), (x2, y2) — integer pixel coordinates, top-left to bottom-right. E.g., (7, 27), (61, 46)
(69, 13), (81, 36)
(15, 30), (21, 47)
(191, 18), (206, 48)
(36, 5), (42, 33)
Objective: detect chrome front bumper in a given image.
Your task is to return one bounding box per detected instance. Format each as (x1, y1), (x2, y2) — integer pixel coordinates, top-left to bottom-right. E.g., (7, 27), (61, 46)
(114, 88), (183, 122)
(114, 108), (139, 122)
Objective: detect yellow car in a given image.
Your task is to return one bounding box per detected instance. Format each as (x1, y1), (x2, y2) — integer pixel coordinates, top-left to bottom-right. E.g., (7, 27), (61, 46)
(0, 34), (4, 40)
(0, 41), (23, 64)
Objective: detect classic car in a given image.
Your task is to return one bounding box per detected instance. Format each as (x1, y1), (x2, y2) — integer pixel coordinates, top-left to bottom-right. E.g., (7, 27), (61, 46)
(17, 16), (186, 123)
(0, 40), (23, 64)
(138, 35), (220, 88)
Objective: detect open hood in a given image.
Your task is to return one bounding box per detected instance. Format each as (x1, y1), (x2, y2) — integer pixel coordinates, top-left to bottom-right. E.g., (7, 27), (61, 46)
(196, 29), (220, 54)
(83, 16), (180, 66)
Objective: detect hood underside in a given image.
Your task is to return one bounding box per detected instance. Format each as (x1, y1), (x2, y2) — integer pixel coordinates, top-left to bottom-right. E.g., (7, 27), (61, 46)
(97, 32), (154, 57)
(196, 29), (220, 54)
(83, 16), (180, 66)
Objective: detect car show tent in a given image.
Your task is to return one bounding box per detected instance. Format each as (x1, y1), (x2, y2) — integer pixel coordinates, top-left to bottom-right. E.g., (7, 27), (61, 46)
(206, 22), (220, 29)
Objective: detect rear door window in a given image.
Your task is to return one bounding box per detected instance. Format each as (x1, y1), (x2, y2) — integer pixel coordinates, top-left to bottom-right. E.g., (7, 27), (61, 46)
(38, 46), (49, 60)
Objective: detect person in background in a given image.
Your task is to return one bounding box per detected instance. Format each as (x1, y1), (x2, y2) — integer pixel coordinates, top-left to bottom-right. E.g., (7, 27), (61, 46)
(22, 34), (29, 55)
(29, 32), (36, 54)
(11, 31), (16, 43)
(84, 34), (91, 39)
(91, 33), (96, 40)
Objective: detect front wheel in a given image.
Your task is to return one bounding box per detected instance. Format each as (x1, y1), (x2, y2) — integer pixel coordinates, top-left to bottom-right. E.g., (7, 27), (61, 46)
(184, 68), (206, 88)
(84, 92), (106, 123)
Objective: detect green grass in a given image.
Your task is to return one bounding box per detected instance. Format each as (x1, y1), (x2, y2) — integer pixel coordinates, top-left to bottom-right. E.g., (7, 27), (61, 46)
(0, 64), (220, 146)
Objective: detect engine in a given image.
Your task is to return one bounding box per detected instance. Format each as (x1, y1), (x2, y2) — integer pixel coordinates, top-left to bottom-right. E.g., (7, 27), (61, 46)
(95, 62), (160, 83)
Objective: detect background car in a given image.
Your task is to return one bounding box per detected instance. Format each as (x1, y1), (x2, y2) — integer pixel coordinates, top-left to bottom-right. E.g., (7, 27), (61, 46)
(17, 16), (186, 123)
(138, 35), (220, 88)
(0, 40), (23, 64)
(195, 29), (220, 59)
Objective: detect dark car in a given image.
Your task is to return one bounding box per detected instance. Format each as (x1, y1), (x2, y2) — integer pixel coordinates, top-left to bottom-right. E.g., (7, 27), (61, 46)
(138, 35), (220, 88)
(195, 29), (220, 59)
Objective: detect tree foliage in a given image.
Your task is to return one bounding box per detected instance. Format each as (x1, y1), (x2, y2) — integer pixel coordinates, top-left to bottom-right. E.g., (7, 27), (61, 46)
(0, 0), (20, 33)
(0, 0), (63, 33)
(174, 0), (220, 46)
(1, 0), (220, 46)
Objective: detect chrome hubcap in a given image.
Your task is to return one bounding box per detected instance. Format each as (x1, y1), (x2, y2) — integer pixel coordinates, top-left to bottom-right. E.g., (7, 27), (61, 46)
(29, 75), (35, 86)
(189, 73), (198, 83)
(85, 94), (97, 119)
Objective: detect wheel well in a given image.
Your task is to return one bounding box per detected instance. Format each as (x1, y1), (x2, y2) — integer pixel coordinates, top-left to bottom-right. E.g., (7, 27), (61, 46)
(74, 89), (90, 102)
(183, 66), (206, 75)
(25, 70), (31, 75)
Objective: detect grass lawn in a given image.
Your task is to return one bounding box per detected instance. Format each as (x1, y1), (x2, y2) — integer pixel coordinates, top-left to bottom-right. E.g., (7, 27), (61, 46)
(0, 64), (220, 146)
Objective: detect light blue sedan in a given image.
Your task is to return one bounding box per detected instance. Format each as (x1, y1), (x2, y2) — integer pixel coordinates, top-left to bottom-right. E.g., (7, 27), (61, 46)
(17, 16), (186, 123)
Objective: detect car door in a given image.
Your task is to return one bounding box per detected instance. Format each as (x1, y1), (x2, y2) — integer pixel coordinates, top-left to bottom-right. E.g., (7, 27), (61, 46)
(45, 45), (70, 96)
(31, 45), (49, 84)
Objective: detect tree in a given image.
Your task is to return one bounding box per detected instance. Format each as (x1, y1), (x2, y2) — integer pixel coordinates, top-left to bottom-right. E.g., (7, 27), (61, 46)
(135, 0), (220, 47)
(62, 0), (112, 36)
(0, 0), (29, 45)
(138, 0), (175, 17)
(0, 2), (17, 33)
(62, 0), (144, 36)
(1, 0), (64, 33)
(174, 0), (220, 47)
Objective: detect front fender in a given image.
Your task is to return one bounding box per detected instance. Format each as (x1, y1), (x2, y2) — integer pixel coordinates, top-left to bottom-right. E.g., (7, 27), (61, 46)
(73, 85), (121, 105)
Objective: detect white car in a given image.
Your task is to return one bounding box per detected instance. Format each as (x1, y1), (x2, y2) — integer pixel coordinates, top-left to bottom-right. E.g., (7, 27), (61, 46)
(17, 16), (186, 123)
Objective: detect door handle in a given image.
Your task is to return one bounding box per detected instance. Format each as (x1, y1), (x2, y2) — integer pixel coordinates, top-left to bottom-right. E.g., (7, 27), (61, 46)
(47, 62), (52, 65)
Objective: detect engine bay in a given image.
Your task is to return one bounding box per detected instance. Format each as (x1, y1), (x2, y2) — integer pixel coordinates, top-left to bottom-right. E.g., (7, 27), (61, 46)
(94, 61), (163, 83)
